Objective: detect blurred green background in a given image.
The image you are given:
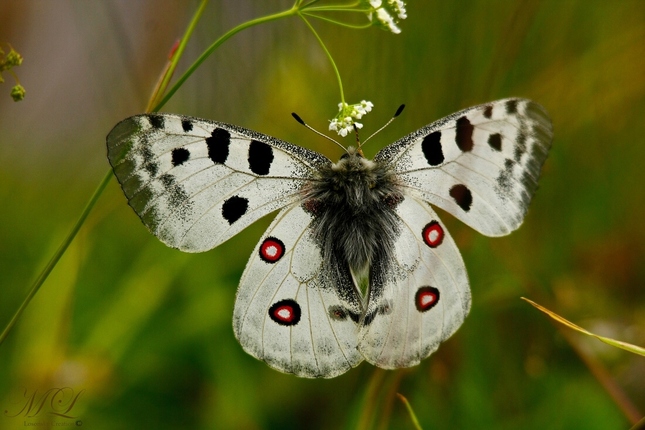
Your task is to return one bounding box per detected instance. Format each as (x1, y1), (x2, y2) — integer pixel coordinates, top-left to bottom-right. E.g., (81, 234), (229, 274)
(1, 1), (644, 429)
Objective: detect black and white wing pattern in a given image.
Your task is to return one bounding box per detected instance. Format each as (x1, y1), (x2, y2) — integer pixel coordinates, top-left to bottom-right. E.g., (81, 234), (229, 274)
(375, 98), (552, 237)
(233, 204), (364, 378)
(106, 98), (552, 379)
(107, 113), (329, 252)
(358, 197), (470, 368)
(358, 98), (552, 367)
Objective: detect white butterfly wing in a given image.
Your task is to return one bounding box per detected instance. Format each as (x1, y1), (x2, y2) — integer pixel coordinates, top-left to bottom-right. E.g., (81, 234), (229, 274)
(375, 98), (552, 236)
(358, 197), (470, 368)
(107, 113), (330, 252)
(233, 204), (364, 378)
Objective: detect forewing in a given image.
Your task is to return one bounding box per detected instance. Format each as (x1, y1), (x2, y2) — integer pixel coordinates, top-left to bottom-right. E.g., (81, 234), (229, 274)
(107, 113), (330, 252)
(233, 204), (364, 378)
(359, 197), (471, 369)
(375, 98), (552, 236)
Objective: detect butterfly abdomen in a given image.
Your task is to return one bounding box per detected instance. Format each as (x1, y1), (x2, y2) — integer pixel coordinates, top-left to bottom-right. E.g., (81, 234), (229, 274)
(302, 148), (403, 279)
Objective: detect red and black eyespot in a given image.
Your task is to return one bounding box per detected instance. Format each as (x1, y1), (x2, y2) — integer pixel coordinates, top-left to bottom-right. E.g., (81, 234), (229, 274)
(269, 299), (301, 326)
(422, 221), (444, 248)
(415, 286), (440, 312)
(259, 237), (285, 263)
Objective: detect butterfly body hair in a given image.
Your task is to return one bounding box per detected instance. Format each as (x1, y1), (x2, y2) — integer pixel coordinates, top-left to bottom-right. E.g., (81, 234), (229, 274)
(302, 147), (403, 291)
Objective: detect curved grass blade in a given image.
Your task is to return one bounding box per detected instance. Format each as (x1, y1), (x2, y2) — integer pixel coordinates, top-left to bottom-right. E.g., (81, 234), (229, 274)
(522, 297), (645, 357)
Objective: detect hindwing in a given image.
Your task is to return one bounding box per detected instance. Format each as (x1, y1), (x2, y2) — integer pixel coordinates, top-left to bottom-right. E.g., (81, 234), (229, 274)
(358, 197), (470, 368)
(233, 204), (364, 378)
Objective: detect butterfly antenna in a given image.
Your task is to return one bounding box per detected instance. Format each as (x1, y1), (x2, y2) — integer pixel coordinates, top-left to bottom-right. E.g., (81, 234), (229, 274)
(292, 113), (348, 152)
(361, 104), (406, 147)
(353, 124), (364, 154)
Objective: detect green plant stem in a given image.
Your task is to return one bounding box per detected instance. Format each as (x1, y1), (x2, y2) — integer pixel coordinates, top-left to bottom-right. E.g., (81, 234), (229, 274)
(0, 1), (210, 346)
(396, 393), (423, 430)
(153, 5), (299, 112)
(148, 0), (209, 112)
(297, 13), (346, 105)
(0, 169), (113, 346)
(1, 0), (348, 346)
(629, 415), (645, 430)
(302, 12), (372, 30)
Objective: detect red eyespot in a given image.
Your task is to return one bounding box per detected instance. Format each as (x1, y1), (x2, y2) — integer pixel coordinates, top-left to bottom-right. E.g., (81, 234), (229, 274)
(422, 221), (444, 248)
(415, 286), (440, 312)
(259, 237), (285, 263)
(269, 299), (301, 326)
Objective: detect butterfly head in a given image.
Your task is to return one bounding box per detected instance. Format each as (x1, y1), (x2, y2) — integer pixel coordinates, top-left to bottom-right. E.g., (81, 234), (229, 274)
(333, 146), (374, 173)
(313, 146), (400, 213)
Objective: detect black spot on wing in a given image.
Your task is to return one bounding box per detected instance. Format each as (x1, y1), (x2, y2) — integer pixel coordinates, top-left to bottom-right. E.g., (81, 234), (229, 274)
(488, 133), (502, 151)
(506, 99), (518, 114)
(483, 105), (493, 119)
(181, 119), (193, 132)
(148, 115), (164, 129)
(141, 145), (158, 177)
(328, 305), (360, 323)
(449, 184), (472, 211)
(514, 131), (528, 162)
(455, 116), (474, 152)
(362, 302), (392, 326)
(421, 131), (444, 166)
(222, 195), (248, 224)
(207, 128), (230, 164)
(496, 158), (515, 195)
(171, 148), (190, 166)
(248, 140), (274, 175)
(158, 173), (192, 220)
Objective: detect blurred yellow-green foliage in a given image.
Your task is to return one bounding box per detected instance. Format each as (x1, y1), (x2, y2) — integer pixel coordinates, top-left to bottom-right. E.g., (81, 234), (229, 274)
(1, 1), (645, 429)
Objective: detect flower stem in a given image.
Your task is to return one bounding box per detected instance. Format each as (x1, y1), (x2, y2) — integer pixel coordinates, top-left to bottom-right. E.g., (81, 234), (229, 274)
(148, 0), (209, 112)
(0, 170), (112, 346)
(153, 5), (299, 112)
(302, 12), (372, 30)
(297, 13), (345, 105)
(0, 1), (210, 346)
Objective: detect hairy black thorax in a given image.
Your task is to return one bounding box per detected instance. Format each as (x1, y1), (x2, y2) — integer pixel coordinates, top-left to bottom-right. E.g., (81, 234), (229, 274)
(302, 147), (404, 289)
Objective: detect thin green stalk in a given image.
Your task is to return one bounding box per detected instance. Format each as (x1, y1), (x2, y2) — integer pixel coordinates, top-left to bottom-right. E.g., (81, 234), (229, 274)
(149, 0), (209, 112)
(0, 170), (112, 346)
(396, 393), (423, 430)
(302, 12), (372, 30)
(0, 1), (209, 346)
(305, 5), (364, 12)
(629, 416), (645, 430)
(297, 13), (346, 105)
(153, 5), (299, 112)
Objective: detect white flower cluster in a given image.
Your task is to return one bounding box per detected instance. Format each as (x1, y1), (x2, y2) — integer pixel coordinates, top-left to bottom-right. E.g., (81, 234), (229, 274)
(329, 100), (374, 137)
(368, 0), (407, 34)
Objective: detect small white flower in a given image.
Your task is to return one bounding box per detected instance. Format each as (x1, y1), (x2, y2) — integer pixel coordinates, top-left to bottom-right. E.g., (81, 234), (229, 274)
(329, 100), (375, 137)
(376, 8), (400, 34)
(390, 0), (407, 19)
(366, 0), (406, 34)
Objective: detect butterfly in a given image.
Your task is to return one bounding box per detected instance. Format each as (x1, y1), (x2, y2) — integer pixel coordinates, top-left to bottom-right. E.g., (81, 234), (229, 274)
(107, 98), (552, 378)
